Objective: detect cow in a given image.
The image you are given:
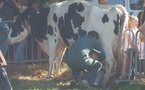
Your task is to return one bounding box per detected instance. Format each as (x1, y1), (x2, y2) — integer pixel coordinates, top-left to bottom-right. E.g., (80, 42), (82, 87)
(7, 0), (128, 85)
(7, 17), (28, 44)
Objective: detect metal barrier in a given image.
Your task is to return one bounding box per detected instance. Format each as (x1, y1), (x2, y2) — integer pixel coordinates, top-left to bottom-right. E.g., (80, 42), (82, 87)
(117, 29), (145, 84)
(6, 36), (49, 64)
(4, 20), (49, 64)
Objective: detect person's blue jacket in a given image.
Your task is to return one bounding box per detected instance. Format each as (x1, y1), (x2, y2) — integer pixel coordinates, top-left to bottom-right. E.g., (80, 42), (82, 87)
(66, 35), (106, 69)
(0, 18), (9, 49)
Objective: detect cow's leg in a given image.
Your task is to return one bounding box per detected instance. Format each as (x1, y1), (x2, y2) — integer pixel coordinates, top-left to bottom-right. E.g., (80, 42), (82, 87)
(103, 54), (114, 86)
(54, 47), (66, 75)
(101, 45), (114, 86)
(46, 38), (58, 79)
(53, 40), (67, 75)
(53, 54), (61, 75)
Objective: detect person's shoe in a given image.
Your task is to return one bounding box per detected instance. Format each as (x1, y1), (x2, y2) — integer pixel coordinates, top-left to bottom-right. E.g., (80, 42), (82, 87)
(81, 80), (93, 88)
(69, 80), (78, 88)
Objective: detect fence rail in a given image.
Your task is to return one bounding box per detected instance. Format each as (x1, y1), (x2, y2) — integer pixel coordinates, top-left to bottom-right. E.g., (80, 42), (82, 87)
(4, 20), (49, 64)
(117, 29), (145, 84)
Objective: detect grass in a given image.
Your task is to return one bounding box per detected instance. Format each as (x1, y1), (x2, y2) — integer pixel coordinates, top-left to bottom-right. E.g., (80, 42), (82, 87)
(5, 62), (145, 90)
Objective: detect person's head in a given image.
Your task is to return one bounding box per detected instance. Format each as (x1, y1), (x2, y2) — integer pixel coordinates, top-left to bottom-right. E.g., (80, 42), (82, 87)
(98, 0), (108, 5)
(88, 31), (99, 40)
(28, 0), (40, 7)
(128, 15), (138, 29)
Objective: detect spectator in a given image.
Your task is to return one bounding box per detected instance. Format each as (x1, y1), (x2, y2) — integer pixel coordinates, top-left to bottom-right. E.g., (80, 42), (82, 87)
(11, 0), (28, 65)
(66, 31), (106, 88)
(137, 0), (145, 30)
(0, 0), (15, 26)
(28, 0), (42, 15)
(137, 0), (145, 75)
(27, 0), (45, 61)
(125, 15), (139, 78)
(0, 17), (13, 90)
(138, 32), (145, 75)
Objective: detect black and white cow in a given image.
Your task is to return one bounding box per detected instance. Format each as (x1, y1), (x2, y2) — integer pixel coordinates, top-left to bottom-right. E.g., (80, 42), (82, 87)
(7, 0), (128, 85)
(7, 18), (28, 44)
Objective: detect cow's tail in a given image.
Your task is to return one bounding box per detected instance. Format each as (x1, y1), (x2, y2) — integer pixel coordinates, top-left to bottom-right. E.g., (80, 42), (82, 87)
(113, 5), (128, 74)
(113, 5), (128, 58)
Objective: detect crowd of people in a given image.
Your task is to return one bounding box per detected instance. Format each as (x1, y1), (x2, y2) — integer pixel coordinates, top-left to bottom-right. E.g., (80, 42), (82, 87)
(1, 0), (145, 89)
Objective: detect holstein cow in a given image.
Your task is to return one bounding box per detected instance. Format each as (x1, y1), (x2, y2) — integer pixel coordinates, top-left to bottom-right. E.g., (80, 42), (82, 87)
(8, 17), (28, 44)
(7, 0), (128, 85)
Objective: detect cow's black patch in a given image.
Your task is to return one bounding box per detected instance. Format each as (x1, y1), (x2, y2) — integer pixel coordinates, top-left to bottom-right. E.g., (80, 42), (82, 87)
(78, 29), (87, 37)
(102, 14), (109, 23)
(58, 16), (73, 46)
(77, 3), (84, 12)
(47, 25), (53, 36)
(55, 39), (57, 42)
(30, 7), (50, 42)
(113, 14), (120, 35)
(10, 8), (31, 37)
(58, 3), (85, 46)
(11, 18), (25, 37)
(72, 33), (79, 40)
(53, 13), (57, 23)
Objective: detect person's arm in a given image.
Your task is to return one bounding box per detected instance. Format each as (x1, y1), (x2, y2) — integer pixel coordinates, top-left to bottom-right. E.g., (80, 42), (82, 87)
(0, 50), (7, 68)
(12, 0), (21, 9)
(12, 0), (28, 13)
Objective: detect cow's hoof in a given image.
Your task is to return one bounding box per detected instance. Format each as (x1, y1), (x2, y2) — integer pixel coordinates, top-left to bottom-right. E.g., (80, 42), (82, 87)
(46, 75), (53, 80)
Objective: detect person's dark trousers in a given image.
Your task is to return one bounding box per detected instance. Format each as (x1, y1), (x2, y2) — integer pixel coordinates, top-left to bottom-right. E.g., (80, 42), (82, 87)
(0, 42), (13, 90)
(84, 61), (102, 84)
(69, 69), (81, 88)
(72, 69), (81, 82)
(0, 68), (13, 90)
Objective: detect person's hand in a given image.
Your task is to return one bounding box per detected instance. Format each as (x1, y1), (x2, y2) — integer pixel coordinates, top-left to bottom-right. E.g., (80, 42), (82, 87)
(90, 53), (99, 60)
(7, 39), (12, 45)
(0, 62), (5, 68)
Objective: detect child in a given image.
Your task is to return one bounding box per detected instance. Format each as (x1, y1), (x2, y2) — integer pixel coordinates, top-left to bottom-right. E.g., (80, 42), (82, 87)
(125, 15), (139, 74)
(138, 33), (145, 75)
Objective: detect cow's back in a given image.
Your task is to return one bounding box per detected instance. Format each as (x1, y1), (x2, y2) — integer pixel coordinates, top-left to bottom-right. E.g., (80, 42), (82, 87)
(47, 0), (94, 47)
(47, 0), (128, 49)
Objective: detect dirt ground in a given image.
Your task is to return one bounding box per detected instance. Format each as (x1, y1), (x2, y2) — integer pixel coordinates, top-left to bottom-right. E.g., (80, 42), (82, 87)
(6, 62), (72, 90)
(5, 62), (145, 90)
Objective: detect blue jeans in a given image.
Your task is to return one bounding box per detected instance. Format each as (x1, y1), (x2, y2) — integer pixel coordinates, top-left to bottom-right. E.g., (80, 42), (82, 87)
(14, 39), (26, 65)
(0, 42), (13, 90)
